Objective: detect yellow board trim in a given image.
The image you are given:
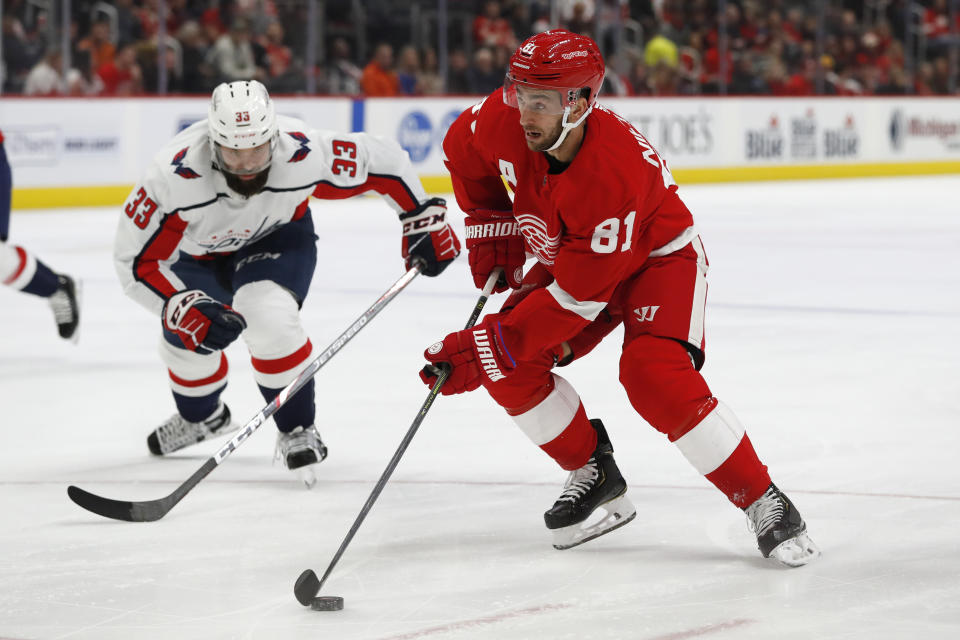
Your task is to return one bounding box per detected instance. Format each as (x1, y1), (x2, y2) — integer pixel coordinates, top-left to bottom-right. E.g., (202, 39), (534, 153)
(12, 185), (133, 210)
(671, 161), (960, 183)
(11, 161), (960, 209)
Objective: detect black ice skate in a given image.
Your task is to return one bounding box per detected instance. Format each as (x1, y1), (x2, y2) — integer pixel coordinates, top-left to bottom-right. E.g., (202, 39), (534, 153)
(276, 425), (328, 488)
(147, 403), (237, 455)
(48, 274), (81, 342)
(744, 483), (820, 567)
(544, 419), (637, 550)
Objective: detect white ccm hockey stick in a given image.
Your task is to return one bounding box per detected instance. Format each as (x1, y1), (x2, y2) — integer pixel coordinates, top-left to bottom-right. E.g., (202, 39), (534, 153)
(67, 264), (424, 522)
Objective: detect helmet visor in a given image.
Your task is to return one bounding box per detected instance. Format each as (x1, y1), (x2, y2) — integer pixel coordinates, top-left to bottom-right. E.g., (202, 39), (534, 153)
(503, 75), (577, 115)
(214, 139), (274, 176)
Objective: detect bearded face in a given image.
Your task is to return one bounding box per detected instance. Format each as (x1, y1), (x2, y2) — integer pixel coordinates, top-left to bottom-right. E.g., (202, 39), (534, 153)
(223, 167), (270, 198)
(214, 141), (272, 198)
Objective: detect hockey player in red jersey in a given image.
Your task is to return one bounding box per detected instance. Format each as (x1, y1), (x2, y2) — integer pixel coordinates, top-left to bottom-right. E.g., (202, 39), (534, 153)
(421, 30), (819, 566)
(1, 129), (81, 342)
(116, 80), (460, 486)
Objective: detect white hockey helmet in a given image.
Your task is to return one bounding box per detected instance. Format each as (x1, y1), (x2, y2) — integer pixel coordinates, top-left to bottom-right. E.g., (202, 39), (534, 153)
(208, 80), (278, 173)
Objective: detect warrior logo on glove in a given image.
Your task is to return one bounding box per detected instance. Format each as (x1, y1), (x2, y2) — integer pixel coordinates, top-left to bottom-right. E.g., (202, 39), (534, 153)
(421, 317), (516, 395)
(472, 329), (507, 381)
(463, 210), (526, 293)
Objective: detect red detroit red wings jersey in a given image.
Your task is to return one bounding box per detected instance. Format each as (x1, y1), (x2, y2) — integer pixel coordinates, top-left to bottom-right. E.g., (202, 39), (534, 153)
(443, 89), (696, 361)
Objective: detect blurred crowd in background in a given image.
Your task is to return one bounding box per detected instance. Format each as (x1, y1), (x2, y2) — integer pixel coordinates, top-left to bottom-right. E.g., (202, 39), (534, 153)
(1, 0), (958, 98)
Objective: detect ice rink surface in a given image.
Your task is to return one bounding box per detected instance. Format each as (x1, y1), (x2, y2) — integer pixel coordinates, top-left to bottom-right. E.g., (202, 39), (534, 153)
(1, 176), (958, 640)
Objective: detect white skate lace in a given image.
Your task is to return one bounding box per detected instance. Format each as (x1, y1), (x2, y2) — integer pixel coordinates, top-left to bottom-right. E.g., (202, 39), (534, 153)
(156, 415), (200, 452)
(274, 426), (320, 463)
(556, 458), (599, 503)
(155, 406), (226, 453)
(48, 287), (75, 324)
(745, 487), (784, 535)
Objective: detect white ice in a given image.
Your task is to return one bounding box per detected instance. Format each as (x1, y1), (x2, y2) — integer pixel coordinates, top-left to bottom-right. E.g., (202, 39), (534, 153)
(1, 176), (958, 640)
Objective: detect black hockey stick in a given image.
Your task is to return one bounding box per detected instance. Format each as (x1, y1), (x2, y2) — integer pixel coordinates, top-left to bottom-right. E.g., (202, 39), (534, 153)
(294, 268), (502, 607)
(67, 264), (425, 522)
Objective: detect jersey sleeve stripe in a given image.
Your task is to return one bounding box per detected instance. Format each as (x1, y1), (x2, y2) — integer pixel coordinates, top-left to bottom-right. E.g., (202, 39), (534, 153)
(546, 281), (606, 321)
(310, 174), (419, 211)
(133, 212), (188, 300)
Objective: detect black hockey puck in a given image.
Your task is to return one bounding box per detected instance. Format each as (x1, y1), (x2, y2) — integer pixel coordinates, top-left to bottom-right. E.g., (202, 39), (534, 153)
(311, 596), (344, 611)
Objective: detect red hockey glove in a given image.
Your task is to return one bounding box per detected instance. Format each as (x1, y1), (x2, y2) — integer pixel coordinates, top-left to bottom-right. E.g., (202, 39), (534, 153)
(163, 289), (247, 353)
(401, 197), (461, 277)
(499, 262), (555, 313)
(420, 316), (517, 395)
(464, 210), (525, 293)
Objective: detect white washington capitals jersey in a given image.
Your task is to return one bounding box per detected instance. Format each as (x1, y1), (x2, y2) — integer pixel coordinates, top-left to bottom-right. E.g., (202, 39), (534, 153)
(115, 115), (428, 314)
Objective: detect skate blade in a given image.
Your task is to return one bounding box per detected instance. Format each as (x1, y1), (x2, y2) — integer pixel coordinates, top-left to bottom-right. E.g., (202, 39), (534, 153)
(769, 532), (821, 567)
(295, 465), (318, 489)
(64, 279), (83, 344)
(551, 494), (637, 550)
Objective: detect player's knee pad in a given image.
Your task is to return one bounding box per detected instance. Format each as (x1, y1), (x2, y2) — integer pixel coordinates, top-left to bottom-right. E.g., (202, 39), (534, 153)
(672, 399), (747, 477)
(500, 372), (595, 471)
(619, 334), (713, 439)
(505, 373), (579, 441)
(0, 243), (35, 289)
(159, 337), (229, 397)
(233, 280), (312, 387)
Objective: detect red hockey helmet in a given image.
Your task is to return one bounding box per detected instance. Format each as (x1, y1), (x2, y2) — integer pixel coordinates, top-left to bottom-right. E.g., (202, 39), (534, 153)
(504, 30), (605, 115)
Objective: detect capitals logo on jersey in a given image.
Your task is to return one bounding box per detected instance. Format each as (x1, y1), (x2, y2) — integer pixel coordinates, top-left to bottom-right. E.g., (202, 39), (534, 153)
(286, 131), (312, 162)
(516, 212), (560, 266)
(171, 147), (201, 179)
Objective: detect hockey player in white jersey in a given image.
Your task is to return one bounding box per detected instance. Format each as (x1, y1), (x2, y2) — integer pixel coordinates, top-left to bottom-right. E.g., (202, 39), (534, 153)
(114, 80), (460, 485)
(1, 129), (81, 341)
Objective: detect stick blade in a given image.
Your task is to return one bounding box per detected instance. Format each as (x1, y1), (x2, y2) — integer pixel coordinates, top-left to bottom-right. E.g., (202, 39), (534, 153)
(67, 485), (167, 522)
(294, 569), (321, 606)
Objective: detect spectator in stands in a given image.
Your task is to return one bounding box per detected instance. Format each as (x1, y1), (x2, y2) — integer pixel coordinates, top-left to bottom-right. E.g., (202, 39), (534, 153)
(206, 16), (262, 84)
(76, 18), (115, 74)
(260, 21), (300, 93)
(361, 43), (399, 96)
(875, 66), (909, 95)
(644, 28), (679, 69)
(98, 44), (143, 95)
(136, 38), (183, 93)
(2, 14), (36, 93)
(509, 1), (534, 42)
(201, 8), (227, 44)
(418, 47), (443, 95)
(114, 0), (144, 48)
(65, 49), (104, 95)
(530, 7), (552, 34)
(23, 48), (63, 96)
(396, 45), (421, 95)
(473, 1), (516, 49)
(624, 58), (650, 95)
(467, 47), (502, 95)
(324, 37), (362, 94)
(923, 0), (953, 53)
(729, 51), (763, 95)
(602, 63), (631, 96)
(178, 21), (213, 94)
(700, 31), (733, 93)
(446, 48), (472, 94)
(561, 0), (595, 38)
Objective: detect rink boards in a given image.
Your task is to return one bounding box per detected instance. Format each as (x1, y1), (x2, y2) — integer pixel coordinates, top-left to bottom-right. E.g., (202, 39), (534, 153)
(2, 95), (959, 208)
